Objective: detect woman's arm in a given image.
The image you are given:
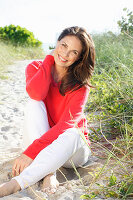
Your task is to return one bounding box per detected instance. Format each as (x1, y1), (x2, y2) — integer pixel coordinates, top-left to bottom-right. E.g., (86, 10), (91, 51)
(23, 87), (90, 160)
(26, 55), (54, 100)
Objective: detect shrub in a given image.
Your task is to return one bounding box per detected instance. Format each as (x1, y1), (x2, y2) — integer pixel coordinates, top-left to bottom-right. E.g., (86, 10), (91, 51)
(0, 24), (42, 47)
(117, 8), (133, 36)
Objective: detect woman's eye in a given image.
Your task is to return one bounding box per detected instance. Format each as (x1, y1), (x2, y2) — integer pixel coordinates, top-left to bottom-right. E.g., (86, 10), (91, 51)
(61, 43), (66, 47)
(73, 51), (78, 55)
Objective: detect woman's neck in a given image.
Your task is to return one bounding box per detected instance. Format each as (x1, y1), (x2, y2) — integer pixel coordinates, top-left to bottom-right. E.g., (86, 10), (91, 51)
(52, 64), (67, 83)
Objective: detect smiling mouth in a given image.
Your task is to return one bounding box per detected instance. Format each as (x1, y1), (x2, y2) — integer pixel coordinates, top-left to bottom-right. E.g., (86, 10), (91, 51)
(58, 55), (67, 62)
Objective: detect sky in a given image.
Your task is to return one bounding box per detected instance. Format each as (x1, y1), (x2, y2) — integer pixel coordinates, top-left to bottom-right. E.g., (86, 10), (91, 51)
(0, 0), (133, 45)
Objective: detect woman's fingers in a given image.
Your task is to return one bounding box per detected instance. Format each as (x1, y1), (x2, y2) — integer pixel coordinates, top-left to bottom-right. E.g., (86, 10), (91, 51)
(12, 154), (33, 177)
(19, 163), (27, 174)
(12, 160), (18, 177)
(12, 161), (20, 176)
(12, 157), (22, 176)
(13, 162), (25, 176)
(15, 163), (21, 176)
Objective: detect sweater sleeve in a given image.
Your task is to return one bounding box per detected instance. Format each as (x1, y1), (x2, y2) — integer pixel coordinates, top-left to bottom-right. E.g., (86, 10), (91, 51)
(26, 55), (54, 101)
(23, 87), (89, 159)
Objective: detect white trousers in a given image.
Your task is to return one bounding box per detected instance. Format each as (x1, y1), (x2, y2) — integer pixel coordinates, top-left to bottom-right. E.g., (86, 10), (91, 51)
(12, 99), (91, 190)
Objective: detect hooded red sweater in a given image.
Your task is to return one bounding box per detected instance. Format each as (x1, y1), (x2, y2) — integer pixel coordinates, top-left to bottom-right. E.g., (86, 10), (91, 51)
(23, 55), (90, 159)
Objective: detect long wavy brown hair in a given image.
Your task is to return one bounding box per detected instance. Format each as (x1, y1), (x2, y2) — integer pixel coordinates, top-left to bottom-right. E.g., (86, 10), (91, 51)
(57, 26), (95, 96)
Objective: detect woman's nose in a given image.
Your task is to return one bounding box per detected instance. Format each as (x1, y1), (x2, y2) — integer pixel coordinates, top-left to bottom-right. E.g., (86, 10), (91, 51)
(63, 50), (69, 58)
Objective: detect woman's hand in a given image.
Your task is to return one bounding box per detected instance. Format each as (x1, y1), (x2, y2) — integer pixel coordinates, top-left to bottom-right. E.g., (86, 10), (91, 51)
(12, 154), (33, 177)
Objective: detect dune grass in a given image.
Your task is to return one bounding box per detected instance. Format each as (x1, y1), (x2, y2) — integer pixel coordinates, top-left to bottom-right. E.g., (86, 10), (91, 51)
(87, 32), (133, 137)
(81, 32), (133, 199)
(0, 41), (45, 79)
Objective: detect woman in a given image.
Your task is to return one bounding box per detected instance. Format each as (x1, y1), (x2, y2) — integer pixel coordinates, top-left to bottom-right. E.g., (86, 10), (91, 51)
(0, 26), (95, 197)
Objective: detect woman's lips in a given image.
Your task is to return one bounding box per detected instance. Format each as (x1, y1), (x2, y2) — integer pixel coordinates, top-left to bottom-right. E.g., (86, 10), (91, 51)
(58, 55), (67, 63)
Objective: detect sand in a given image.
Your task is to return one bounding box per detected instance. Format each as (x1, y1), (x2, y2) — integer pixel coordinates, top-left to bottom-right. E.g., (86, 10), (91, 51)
(0, 60), (108, 200)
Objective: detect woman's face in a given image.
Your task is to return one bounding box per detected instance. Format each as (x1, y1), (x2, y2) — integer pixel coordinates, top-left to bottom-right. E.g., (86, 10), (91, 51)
(53, 35), (83, 68)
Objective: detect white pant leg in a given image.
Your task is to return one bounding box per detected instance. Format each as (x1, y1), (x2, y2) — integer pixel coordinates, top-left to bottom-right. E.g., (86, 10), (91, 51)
(22, 99), (50, 150)
(12, 99), (91, 189)
(63, 139), (91, 168)
(13, 128), (90, 190)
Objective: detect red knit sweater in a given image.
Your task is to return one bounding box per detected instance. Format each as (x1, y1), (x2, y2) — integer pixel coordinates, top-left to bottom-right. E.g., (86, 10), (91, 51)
(23, 55), (90, 159)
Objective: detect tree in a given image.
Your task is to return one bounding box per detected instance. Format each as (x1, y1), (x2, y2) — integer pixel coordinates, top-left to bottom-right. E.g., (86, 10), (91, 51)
(117, 8), (133, 36)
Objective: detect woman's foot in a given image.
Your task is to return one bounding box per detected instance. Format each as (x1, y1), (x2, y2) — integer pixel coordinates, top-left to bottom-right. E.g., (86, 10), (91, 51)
(42, 173), (59, 194)
(0, 179), (21, 197)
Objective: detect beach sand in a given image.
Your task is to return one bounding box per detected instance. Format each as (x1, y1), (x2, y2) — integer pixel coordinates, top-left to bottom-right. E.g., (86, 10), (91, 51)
(0, 60), (103, 200)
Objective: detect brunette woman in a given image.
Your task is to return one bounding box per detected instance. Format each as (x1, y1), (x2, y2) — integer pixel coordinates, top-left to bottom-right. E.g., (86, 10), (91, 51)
(0, 26), (95, 197)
